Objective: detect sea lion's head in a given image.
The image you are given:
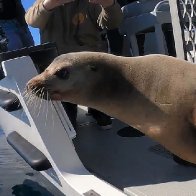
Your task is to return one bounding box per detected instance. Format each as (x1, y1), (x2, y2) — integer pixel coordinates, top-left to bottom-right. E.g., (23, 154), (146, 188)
(26, 52), (127, 106)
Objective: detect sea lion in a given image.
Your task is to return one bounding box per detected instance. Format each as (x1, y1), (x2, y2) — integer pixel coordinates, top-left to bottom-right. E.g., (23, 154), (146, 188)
(27, 51), (196, 164)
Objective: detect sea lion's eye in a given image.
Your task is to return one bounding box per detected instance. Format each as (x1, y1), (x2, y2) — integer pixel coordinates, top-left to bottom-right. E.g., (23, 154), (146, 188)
(55, 68), (70, 80)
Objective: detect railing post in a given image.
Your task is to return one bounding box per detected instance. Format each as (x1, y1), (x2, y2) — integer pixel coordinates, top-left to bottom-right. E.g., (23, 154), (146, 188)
(168, 0), (185, 60)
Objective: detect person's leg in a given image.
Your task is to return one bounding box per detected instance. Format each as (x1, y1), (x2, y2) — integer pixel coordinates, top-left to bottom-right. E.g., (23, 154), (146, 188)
(107, 28), (124, 55)
(88, 108), (112, 130)
(136, 33), (146, 56)
(0, 20), (34, 51)
(117, 0), (138, 7)
(0, 20), (23, 51)
(61, 102), (77, 129)
(0, 26), (8, 52)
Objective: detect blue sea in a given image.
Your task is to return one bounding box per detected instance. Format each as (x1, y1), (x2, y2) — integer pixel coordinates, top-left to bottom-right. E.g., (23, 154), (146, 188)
(0, 130), (63, 196)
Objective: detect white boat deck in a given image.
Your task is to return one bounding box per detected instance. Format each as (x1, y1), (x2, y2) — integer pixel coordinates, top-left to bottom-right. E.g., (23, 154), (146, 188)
(75, 106), (196, 196)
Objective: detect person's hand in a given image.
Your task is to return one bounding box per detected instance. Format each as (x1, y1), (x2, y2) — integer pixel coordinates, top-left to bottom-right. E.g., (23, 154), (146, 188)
(43, 0), (75, 11)
(89, 0), (114, 8)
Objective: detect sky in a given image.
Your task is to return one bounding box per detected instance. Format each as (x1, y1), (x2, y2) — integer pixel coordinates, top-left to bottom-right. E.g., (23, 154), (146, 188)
(22, 0), (40, 45)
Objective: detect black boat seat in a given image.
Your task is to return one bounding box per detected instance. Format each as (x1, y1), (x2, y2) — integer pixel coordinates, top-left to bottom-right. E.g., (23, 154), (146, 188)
(7, 131), (52, 171)
(0, 89), (21, 111)
(0, 42), (58, 80)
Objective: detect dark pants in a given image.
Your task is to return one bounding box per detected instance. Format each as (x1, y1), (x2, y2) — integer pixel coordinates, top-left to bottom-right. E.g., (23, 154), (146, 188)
(117, 0), (137, 7)
(88, 108), (111, 125)
(107, 28), (124, 55)
(61, 102), (77, 129)
(62, 102), (111, 128)
(0, 19), (34, 51)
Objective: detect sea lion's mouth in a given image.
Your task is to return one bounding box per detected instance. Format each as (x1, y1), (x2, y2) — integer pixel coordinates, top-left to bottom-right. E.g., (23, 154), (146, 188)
(50, 93), (63, 100)
(27, 85), (62, 101)
(49, 91), (64, 100)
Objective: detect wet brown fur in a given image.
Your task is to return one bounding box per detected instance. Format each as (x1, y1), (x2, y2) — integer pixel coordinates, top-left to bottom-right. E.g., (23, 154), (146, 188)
(27, 52), (196, 164)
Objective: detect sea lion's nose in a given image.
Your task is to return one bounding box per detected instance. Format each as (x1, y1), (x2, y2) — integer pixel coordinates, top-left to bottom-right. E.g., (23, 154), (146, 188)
(26, 79), (42, 93)
(26, 81), (47, 99)
(26, 81), (35, 92)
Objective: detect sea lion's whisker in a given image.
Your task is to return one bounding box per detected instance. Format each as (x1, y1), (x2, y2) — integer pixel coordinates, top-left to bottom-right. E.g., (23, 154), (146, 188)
(22, 90), (31, 104)
(36, 97), (43, 115)
(25, 94), (33, 112)
(41, 88), (47, 122)
(33, 96), (39, 108)
(33, 88), (42, 98)
(22, 89), (28, 97)
(33, 88), (43, 117)
(46, 91), (49, 117)
(30, 94), (39, 116)
(25, 93), (34, 107)
(22, 88), (29, 97)
(49, 98), (55, 128)
(26, 90), (36, 105)
(27, 87), (37, 94)
(37, 87), (45, 117)
(27, 94), (39, 115)
(38, 87), (45, 115)
(45, 91), (49, 127)
(23, 93), (31, 103)
(38, 87), (45, 99)
(36, 93), (42, 117)
(34, 88), (43, 112)
(37, 99), (42, 117)
(28, 89), (40, 108)
(25, 88), (39, 107)
(24, 87), (38, 105)
(41, 87), (45, 98)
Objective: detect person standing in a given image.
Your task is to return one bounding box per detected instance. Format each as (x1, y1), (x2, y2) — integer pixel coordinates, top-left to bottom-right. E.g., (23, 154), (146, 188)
(0, 0), (34, 51)
(25, 0), (123, 130)
(107, 0), (137, 56)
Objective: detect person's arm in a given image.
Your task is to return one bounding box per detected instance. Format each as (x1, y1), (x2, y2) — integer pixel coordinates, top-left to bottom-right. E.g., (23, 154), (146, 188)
(25, 0), (74, 29)
(91, 0), (123, 30)
(25, 0), (52, 29)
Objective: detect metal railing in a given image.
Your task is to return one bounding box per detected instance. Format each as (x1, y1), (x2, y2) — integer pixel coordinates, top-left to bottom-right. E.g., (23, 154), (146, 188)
(169, 0), (196, 62)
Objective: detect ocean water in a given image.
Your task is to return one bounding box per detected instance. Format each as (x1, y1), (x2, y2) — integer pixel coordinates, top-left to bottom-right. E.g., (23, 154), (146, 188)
(0, 130), (63, 196)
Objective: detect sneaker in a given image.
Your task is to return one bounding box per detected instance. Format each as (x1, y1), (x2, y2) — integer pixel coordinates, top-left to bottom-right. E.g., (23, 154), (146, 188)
(88, 108), (112, 130)
(97, 117), (112, 130)
(86, 108), (93, 116)
(100, 124), (112, 130)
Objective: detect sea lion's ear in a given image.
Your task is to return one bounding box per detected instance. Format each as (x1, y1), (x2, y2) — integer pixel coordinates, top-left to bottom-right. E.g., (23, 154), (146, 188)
(88, 64), (98, 72)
